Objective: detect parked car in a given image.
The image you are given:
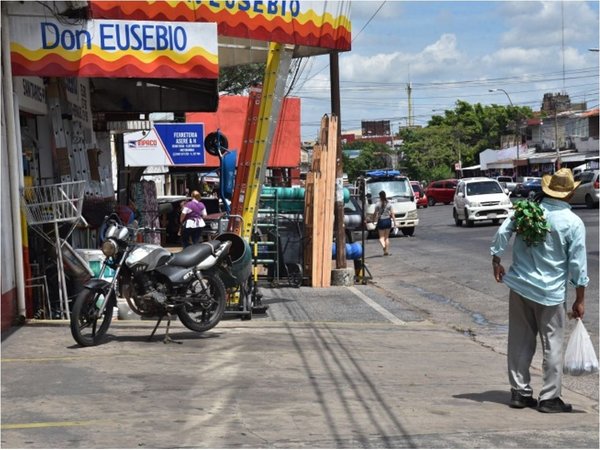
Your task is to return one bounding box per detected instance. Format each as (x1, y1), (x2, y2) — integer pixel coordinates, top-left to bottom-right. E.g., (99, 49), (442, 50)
(453, 177), (512, 227)
(569, 170), (599, 209)
(494, 176), (517, 194)
(344, 195), (366, 242)
(513, 178), (542, 198)
(424, 179), (458, 206)
(410, 181), (428, 208)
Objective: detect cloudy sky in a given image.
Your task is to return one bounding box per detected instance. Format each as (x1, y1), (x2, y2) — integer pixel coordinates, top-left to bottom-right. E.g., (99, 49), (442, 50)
(289, 0), (599, 141)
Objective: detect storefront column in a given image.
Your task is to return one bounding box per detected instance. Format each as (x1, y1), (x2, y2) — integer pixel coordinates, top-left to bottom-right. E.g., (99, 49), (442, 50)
(2, 6), (26, 319)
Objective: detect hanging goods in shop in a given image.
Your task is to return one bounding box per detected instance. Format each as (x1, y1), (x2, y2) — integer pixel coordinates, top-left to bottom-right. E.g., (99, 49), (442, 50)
(238, 43), (294, 240)
(21, 181), (88, 320)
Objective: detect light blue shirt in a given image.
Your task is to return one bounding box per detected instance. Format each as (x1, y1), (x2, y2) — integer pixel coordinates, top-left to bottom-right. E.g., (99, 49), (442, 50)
(490, 197), (589, 306)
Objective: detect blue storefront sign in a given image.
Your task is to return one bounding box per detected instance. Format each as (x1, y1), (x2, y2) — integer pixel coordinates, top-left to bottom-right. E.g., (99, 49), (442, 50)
(124, 123), (205, 166)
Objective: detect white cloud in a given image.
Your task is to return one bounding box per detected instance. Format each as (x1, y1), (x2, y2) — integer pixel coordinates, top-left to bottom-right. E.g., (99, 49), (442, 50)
(297, 1), (599, 139)
(339, 33), (466, 83)
(499, 1), (599, 48)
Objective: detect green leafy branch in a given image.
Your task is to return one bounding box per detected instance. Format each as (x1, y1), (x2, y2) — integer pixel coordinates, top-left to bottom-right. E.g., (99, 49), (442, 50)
(512, 200), (551, 246)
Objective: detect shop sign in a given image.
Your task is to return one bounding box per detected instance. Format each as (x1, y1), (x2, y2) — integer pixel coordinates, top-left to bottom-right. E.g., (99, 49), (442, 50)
(90, 0), (351, 51)
(124, 123), (205, 167)
(9, 17), (218, 79)
(14, 76), (47, 115)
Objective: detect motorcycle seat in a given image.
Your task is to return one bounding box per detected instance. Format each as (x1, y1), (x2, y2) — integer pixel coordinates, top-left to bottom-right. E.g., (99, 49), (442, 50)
(170, 240), (221, 267)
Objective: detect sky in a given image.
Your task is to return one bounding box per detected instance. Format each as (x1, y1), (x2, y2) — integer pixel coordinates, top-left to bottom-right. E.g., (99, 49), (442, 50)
(289, 0), (600, 141)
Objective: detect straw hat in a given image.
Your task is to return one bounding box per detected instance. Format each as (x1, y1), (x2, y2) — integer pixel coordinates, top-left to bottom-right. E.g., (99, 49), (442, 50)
(541, 168), (581, 199)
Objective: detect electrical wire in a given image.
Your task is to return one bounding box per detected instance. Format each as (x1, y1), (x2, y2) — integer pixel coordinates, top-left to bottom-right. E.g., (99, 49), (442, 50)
(291, 1), (388, 92)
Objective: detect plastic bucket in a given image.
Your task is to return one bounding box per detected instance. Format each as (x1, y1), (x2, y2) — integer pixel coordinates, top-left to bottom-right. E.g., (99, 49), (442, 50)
(215, 232), (252, 283)
(75, 249), (115, 279)
(332, 242), (363, 260)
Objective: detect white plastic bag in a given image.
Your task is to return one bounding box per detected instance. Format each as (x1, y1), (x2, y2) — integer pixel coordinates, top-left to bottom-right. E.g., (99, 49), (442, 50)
(563, 319), (599, 376)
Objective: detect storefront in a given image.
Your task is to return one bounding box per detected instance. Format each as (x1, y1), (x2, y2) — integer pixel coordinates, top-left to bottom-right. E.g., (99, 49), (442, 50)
(2, 2), (218, 330)
(1, 0), (351, 329)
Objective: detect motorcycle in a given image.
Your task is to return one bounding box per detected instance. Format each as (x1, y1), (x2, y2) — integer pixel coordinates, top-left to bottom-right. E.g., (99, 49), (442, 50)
(70, 215), (233, 347)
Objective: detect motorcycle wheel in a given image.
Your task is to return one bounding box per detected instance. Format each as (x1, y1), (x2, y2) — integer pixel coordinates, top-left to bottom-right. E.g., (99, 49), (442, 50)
(178, 273), (226, 333)
(70, 288), (113, 347)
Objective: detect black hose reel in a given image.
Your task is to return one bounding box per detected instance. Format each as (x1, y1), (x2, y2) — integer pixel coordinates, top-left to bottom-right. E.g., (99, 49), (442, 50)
(204, 131), (229, 157)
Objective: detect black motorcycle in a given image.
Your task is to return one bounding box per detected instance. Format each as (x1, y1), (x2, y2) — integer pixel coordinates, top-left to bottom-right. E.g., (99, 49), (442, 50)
(70, 216), (232, 346)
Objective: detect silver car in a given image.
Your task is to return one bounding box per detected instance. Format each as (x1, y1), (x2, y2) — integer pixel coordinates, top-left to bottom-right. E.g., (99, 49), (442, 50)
(569, 170), (599, 209)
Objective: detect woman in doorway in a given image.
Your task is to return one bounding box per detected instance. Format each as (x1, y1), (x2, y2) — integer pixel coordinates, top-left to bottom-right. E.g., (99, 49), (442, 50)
(374, 190), (395, 256)
(180, 190), (207, 247)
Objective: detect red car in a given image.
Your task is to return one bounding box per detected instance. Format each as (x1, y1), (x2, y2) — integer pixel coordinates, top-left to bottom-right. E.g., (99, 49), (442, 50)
(424, 179), (458, 205)
(410, 181), (428, 208)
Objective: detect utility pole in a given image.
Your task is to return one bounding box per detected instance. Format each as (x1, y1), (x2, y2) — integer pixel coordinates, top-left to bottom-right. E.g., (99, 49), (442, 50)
(489, 88), (521, 177)
(330, 51), (346, 269)
(406, 82), (413, 128)
(554, 99), (561, 170)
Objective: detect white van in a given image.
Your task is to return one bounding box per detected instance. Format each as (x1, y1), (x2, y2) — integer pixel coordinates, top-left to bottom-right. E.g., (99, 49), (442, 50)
(453, 177), (512, 227)
(358, 170), (419, 236)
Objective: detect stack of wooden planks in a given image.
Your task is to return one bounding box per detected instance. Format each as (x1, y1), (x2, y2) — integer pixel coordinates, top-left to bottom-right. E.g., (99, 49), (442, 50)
(303, 114), (338, 287)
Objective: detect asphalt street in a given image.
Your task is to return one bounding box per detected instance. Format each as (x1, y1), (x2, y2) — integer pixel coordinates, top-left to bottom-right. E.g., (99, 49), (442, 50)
(2, 283), (599, 449)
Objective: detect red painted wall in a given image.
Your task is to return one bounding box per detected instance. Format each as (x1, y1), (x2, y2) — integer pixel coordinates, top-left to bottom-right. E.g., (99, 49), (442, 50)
(1, 288), (16, 332)
(186, 96), (301, 168)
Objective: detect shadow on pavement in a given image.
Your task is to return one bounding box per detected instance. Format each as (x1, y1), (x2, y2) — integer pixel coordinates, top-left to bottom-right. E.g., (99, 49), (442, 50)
(453, 390), (509, 405)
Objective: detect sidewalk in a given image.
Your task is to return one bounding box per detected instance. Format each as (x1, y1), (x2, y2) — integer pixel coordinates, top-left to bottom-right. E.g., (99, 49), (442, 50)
(1, 286), (598, 449)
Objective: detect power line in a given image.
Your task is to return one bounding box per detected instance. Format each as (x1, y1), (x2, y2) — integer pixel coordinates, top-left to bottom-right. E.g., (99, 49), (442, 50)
(291, 1), (388, 92)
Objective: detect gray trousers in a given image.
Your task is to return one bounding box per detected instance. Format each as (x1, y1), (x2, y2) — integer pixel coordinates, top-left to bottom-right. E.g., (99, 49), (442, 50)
(508, 290), (566, 401)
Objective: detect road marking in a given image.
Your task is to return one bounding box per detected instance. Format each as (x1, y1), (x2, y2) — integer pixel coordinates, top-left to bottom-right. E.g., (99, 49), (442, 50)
(348, 286), (405, 325)
(1, 419), (107, 430)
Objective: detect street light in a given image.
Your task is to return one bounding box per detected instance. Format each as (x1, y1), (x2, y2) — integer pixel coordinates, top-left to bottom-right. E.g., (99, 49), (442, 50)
(489, 88), (514, 106)
(489, 88), (521, 177)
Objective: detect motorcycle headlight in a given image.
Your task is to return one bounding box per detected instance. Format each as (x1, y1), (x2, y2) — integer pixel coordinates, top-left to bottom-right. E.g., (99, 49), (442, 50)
(102, 239), (118, 258)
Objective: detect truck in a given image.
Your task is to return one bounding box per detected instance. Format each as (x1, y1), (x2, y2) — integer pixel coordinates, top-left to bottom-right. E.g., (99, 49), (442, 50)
(357, 170), (419, 236)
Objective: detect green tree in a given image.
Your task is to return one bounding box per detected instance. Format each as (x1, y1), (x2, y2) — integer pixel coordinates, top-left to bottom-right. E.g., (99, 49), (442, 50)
(342, 141), (394, 182)
(219, 64), (265, 94)
(400, 100), (532, 181)
(400, 125), (463, 182)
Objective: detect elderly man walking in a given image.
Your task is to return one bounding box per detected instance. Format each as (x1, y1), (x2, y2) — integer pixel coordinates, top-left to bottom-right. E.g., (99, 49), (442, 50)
(490, 168), (589, 413)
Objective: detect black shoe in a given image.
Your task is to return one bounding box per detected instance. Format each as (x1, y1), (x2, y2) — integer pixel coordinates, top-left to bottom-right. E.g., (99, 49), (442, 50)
(509, 390), (537, 409)
(538, 397), (572, 413)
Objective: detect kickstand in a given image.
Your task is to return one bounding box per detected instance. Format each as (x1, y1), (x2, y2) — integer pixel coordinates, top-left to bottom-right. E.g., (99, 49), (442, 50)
(149, 313), (182, 344)
(162, 314), (182, 344)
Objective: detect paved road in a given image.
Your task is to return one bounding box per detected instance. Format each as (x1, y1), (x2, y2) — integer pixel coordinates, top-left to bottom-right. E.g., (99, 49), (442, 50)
(2, 288), (598, 449)
(360, 202), (599, 402)
(1, 201), (597, 448)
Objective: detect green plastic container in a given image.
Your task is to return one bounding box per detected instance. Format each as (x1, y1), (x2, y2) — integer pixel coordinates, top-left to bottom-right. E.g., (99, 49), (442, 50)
(215, 232), (252, 283)
(260, 186), (350, 213)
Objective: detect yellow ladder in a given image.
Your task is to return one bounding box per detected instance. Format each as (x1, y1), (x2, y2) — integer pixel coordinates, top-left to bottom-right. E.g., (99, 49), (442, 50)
(240, 43), (294, 240)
